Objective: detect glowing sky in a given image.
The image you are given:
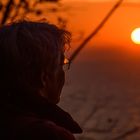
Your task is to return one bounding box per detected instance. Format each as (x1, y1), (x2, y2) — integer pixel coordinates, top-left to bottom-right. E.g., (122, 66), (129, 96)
(63, 0), (140, 3)
(58, 0), (140, 49)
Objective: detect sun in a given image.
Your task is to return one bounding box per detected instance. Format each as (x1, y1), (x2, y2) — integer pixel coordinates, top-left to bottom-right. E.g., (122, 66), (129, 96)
(131, 28), (140, 45)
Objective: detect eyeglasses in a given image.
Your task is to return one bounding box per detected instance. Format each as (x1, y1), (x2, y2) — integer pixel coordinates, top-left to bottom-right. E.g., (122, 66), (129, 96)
(63, 57), (71, 71)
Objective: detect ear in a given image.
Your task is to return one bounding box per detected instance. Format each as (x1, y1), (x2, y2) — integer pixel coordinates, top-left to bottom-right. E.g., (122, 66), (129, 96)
(39, 72), (49, 98)
(41, 71), (48, 88)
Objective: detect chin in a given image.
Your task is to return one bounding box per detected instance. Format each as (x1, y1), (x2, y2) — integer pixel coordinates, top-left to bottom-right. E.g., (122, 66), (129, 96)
(54, 97), (60, 104)
(49, 96), (60, 104)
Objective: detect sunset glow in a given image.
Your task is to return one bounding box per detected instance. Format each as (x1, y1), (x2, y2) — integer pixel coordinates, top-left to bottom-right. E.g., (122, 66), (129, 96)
(131, 28), (140, 45)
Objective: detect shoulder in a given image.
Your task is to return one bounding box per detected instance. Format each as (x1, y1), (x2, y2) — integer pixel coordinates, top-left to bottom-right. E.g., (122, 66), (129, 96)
(10, 114), (75, 140)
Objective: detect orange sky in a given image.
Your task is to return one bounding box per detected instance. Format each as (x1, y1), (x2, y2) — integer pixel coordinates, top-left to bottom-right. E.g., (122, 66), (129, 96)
(35, 0), (140, 59)
(59, 1), (140, 48)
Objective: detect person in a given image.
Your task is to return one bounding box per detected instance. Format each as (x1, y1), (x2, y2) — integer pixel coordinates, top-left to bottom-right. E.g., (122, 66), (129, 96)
(0, 20), (82, 139)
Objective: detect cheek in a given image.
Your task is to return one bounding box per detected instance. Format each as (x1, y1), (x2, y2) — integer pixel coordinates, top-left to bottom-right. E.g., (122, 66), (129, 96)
(56, 68), (65, 90)
(48, 69), (65, 104)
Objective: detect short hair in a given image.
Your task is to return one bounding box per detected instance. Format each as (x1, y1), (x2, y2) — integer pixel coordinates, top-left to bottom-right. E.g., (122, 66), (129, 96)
(0, 20), (71, 97)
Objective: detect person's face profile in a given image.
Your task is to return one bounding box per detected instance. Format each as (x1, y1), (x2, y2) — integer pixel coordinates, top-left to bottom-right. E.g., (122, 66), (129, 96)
(40, 52), (65, 104)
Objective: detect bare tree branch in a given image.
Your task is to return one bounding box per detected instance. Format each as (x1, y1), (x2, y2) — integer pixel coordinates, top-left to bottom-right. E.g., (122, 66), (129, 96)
(1, 0), (13, 25)
(69, 0), (124, 65)
(113, 126), (139, 140)
(10, 1), (23, 22)
(0, 0), (60, 25)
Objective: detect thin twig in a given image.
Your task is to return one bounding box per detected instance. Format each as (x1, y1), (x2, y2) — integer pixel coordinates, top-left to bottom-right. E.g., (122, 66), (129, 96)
(69, 0), (124, 64)
(113, 126), (139, 140)
(10, 1), (23, 22)
(1, 0), (14, 25)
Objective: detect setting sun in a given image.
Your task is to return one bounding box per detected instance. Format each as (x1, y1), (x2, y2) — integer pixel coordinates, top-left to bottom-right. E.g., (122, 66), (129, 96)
(131, 28), (140, 45)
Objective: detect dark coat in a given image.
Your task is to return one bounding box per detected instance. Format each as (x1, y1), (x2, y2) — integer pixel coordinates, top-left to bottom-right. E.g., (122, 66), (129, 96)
(0, 94), (82, 140)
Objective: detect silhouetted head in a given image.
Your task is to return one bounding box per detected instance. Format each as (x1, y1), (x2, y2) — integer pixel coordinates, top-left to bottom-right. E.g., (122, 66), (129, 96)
(0, 20), (71, 104)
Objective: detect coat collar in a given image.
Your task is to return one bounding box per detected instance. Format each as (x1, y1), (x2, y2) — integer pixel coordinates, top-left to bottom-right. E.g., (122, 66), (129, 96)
(36, 101), (83, 134)
(5, 94), (83, 134)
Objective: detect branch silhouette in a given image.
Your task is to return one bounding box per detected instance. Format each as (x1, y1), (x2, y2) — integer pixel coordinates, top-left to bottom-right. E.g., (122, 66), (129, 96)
(1, 0), (13, 25)
(69, 0), (124, 65)
(0, 0), (60, 25)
